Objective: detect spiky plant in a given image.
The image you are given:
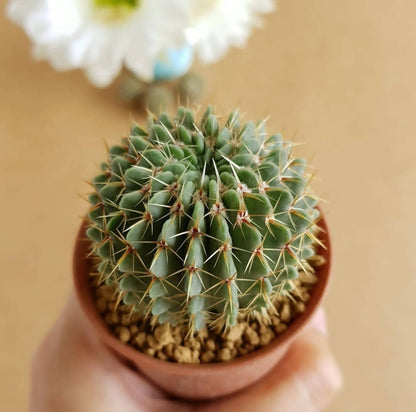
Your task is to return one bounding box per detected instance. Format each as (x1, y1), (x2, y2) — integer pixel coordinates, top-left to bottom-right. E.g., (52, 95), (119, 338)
(86, 106), (321, 332)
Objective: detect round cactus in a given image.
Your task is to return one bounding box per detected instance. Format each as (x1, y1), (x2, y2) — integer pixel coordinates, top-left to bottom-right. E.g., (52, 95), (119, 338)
(87, 106), (321, 331)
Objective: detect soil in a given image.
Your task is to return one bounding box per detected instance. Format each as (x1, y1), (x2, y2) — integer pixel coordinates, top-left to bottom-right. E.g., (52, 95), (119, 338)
(91, 256), (324, 364)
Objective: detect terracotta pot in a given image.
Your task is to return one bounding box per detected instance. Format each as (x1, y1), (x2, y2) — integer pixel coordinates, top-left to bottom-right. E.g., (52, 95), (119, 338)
(73, 215), (332, 401)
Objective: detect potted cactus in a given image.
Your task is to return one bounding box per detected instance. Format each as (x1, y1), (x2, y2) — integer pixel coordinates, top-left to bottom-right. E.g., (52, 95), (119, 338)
(73, 106), (331, 400)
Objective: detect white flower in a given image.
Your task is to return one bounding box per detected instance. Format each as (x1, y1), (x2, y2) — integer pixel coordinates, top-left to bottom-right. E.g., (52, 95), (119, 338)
(187, 0), (275, 64)
(7, 0), (188, 87)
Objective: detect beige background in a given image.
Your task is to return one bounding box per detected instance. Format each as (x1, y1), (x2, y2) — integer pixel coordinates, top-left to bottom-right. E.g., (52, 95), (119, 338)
(1, 0), (415, 410)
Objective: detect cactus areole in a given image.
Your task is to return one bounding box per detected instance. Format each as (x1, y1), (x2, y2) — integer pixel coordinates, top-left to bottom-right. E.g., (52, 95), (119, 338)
(87, 106), (321, 333)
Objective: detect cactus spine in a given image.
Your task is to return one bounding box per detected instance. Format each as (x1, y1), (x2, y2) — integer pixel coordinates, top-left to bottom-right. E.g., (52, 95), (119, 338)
(87, 106), (320, 331)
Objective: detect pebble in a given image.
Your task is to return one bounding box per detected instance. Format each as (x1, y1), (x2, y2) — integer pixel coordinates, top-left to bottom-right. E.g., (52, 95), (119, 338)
(280, 303), (291, 323)
(134, 332), (147, 348)
(274, 323), (287, 334)
(144, 348), (155, 356)
(295, 302), (306, 313)
(312, 255), (326, 267)
(184, 337), (201, 351)
(224, 341), (234, 350)
(225, 324), (244, 342)
(164, 343), (174, 358)
(173, 346), (193, 363)
(191, 350), (200, 363)
(205, 338), (216, 351)
(298, 271), (318, 284)
(244, 327), (260, 346)
(201, 351), (216, 363)
(154, 323), (173, 346)
(147, 335), (163, 351)
(217, 348), (232, 362)
(172, 326), (184, 346)
(118, 326), (131, 343)
(259, 330), (275, 346)
(130, 325), (139, 336)
(157, 350), (168, 361)
(238, 347), (248, 356)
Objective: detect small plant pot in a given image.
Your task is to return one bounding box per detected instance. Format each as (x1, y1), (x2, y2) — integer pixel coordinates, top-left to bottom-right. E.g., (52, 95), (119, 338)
(73, 216), (331, 401)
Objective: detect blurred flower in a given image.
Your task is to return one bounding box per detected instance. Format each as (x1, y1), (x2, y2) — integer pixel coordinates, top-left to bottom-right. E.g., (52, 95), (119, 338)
(187, 0), (275, 64)
(7, 0), (275, 88)
(7, 0), (188, 87)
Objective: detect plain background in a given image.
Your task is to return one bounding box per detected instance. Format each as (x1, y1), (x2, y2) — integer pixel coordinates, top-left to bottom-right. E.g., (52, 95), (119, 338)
(1, 0), (415, 410)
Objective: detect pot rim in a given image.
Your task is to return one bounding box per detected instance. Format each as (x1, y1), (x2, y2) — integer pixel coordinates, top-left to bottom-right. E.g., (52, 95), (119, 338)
(73, 214), (331, 373)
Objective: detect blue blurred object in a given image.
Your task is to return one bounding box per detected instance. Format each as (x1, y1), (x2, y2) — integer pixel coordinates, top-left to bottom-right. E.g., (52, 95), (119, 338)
(153, 45), (193, 81)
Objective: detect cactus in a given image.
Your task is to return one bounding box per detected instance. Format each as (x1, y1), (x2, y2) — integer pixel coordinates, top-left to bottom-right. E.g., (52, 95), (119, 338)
(86, 106), (321, 332)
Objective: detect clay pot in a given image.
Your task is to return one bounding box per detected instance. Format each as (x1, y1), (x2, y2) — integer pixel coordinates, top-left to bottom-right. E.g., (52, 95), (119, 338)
(73, 215), (331, 401)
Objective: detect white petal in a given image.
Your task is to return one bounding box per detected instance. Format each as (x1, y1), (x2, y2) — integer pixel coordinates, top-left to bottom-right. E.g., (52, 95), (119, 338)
(83, 29), (129, 87)
(86, 58), (123, 88)
(189, 0), (275, 64)
(6, 0), (40, 25)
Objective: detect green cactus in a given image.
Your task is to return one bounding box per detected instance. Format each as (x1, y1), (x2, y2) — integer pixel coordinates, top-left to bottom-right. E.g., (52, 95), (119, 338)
(86, 106), (320, 332)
